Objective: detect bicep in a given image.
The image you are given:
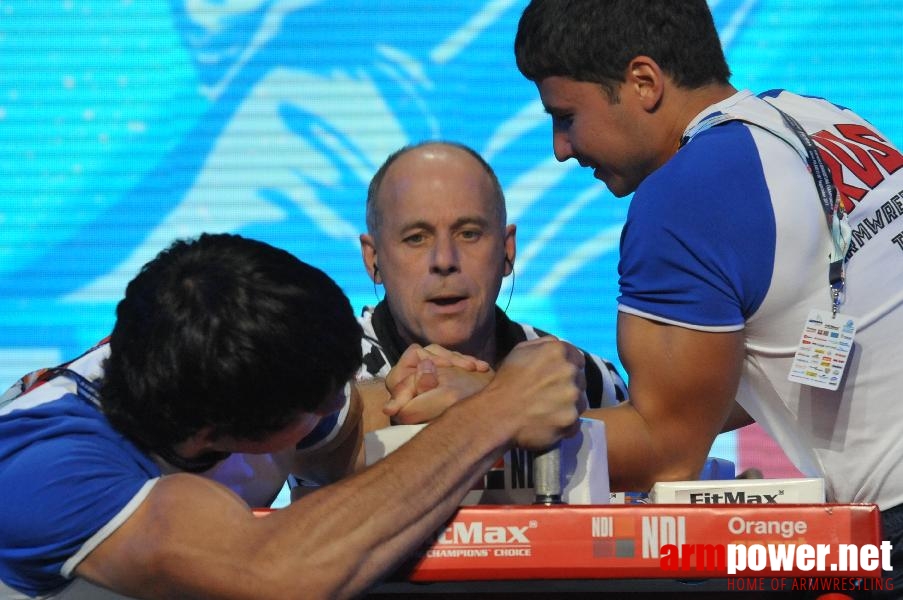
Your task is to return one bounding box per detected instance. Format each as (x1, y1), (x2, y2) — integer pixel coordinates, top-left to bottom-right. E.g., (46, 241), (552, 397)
(75, 474), (268, 599)
(617, 312), (745, 478)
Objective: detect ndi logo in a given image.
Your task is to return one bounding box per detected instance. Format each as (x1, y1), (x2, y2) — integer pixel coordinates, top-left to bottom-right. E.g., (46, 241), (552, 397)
(592, 516), (614, 537)
(642, 516), (686, 559)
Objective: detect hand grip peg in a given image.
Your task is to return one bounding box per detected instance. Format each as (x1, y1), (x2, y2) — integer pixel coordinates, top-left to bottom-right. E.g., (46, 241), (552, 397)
(533, 443), (563, 505)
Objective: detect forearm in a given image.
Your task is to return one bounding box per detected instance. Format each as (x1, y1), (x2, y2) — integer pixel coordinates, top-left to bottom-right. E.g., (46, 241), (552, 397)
(77, 339), (581, 600)
(273, 388), (515, 597)
(279, 336), (585, 597)
(594, 313), (745, 492)
(82, 394), (511, 600)
(585, 402), (713, 491)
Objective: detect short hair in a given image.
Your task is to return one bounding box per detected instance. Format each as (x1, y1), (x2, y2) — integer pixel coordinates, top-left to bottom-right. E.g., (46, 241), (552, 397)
(101, 233), (362, 452)
(366, 141), (507, 238)
(515, 0), (731, 100)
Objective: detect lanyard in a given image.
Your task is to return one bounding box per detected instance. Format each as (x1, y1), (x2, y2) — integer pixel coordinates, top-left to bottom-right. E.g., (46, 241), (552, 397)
(54, 367), (103, 405)
(7, 365), (104, 405)
(682, 100), (852, 316)
(768, 104), (851, 317)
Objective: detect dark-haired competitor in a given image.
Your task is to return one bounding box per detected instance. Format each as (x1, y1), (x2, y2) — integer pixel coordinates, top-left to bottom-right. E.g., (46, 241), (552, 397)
(513, 0), (903, 589)
(0, 233), (584, 599)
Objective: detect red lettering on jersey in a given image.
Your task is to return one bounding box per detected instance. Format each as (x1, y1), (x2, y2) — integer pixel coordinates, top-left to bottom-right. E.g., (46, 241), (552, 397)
(814, 130), (884, 188)
(836, 123), (903, 175)
(811, 125), (903, 214)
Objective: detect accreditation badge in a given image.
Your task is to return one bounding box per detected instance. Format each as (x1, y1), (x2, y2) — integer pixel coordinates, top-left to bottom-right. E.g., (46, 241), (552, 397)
(787, 309), (857, 391)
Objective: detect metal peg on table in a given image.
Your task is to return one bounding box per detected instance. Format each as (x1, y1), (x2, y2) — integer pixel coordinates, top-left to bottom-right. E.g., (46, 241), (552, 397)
(533, 443), (563, 505)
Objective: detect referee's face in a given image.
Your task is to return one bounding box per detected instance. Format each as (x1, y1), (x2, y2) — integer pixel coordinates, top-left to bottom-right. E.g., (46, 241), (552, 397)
(363, 145), (515, 362)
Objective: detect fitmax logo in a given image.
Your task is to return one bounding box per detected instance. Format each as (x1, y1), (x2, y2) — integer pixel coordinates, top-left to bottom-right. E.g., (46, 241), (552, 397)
(689, 491), (781, 504)
(436, 521), (532, 545)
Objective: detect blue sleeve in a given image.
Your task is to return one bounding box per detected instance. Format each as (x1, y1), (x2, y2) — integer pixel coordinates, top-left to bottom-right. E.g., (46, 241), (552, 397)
(295, 383), (351, 452)
(296, 411), (340, 451)
(617, 122), (776, 330)
(0, 398), (159, 596)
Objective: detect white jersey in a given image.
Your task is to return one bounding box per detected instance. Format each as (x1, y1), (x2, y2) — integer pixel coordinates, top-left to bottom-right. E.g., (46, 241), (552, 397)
(618, 89), (903, 508)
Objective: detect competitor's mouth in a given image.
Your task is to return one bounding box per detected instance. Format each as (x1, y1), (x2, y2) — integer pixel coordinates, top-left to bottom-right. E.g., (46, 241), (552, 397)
(578, 158), (604, 180)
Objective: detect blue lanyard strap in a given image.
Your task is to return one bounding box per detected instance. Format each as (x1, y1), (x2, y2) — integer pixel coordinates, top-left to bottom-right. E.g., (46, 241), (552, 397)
(56, 367), (103, 405)
(768, 105), (851, 316)
(681, 100), (852, 316)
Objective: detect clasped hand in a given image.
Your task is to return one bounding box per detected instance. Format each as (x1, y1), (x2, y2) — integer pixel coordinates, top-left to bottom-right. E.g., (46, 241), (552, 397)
(384, 339), (589, 437)
(384, 344), (493, 424)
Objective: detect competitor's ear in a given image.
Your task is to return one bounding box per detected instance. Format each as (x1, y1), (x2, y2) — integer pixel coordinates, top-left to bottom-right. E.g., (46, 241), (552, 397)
(626, 55), (665, 112)
(360, 234), (381, 284)
(503, 224), (517, 276)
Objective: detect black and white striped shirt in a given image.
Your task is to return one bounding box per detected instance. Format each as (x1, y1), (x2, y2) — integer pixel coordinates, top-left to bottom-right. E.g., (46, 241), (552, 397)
(357, 301), (628, 408)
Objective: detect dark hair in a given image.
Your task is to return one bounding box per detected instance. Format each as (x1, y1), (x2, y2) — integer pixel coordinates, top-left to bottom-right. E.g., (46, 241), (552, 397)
(515, 0), (731, 99)
(366, 140), (507, 237)
(101, 233), (362, 452)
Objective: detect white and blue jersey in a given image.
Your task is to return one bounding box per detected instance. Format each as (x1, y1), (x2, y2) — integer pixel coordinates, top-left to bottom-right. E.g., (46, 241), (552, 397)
(0, 343), (349, 598)
(618, 89), (903, 509)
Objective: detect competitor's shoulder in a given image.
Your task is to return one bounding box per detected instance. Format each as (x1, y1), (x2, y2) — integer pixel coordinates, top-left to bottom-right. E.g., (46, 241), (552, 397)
(0, 410), (159, 595)
(296, 383), (352, 453)
(758, 88), (858, 118)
